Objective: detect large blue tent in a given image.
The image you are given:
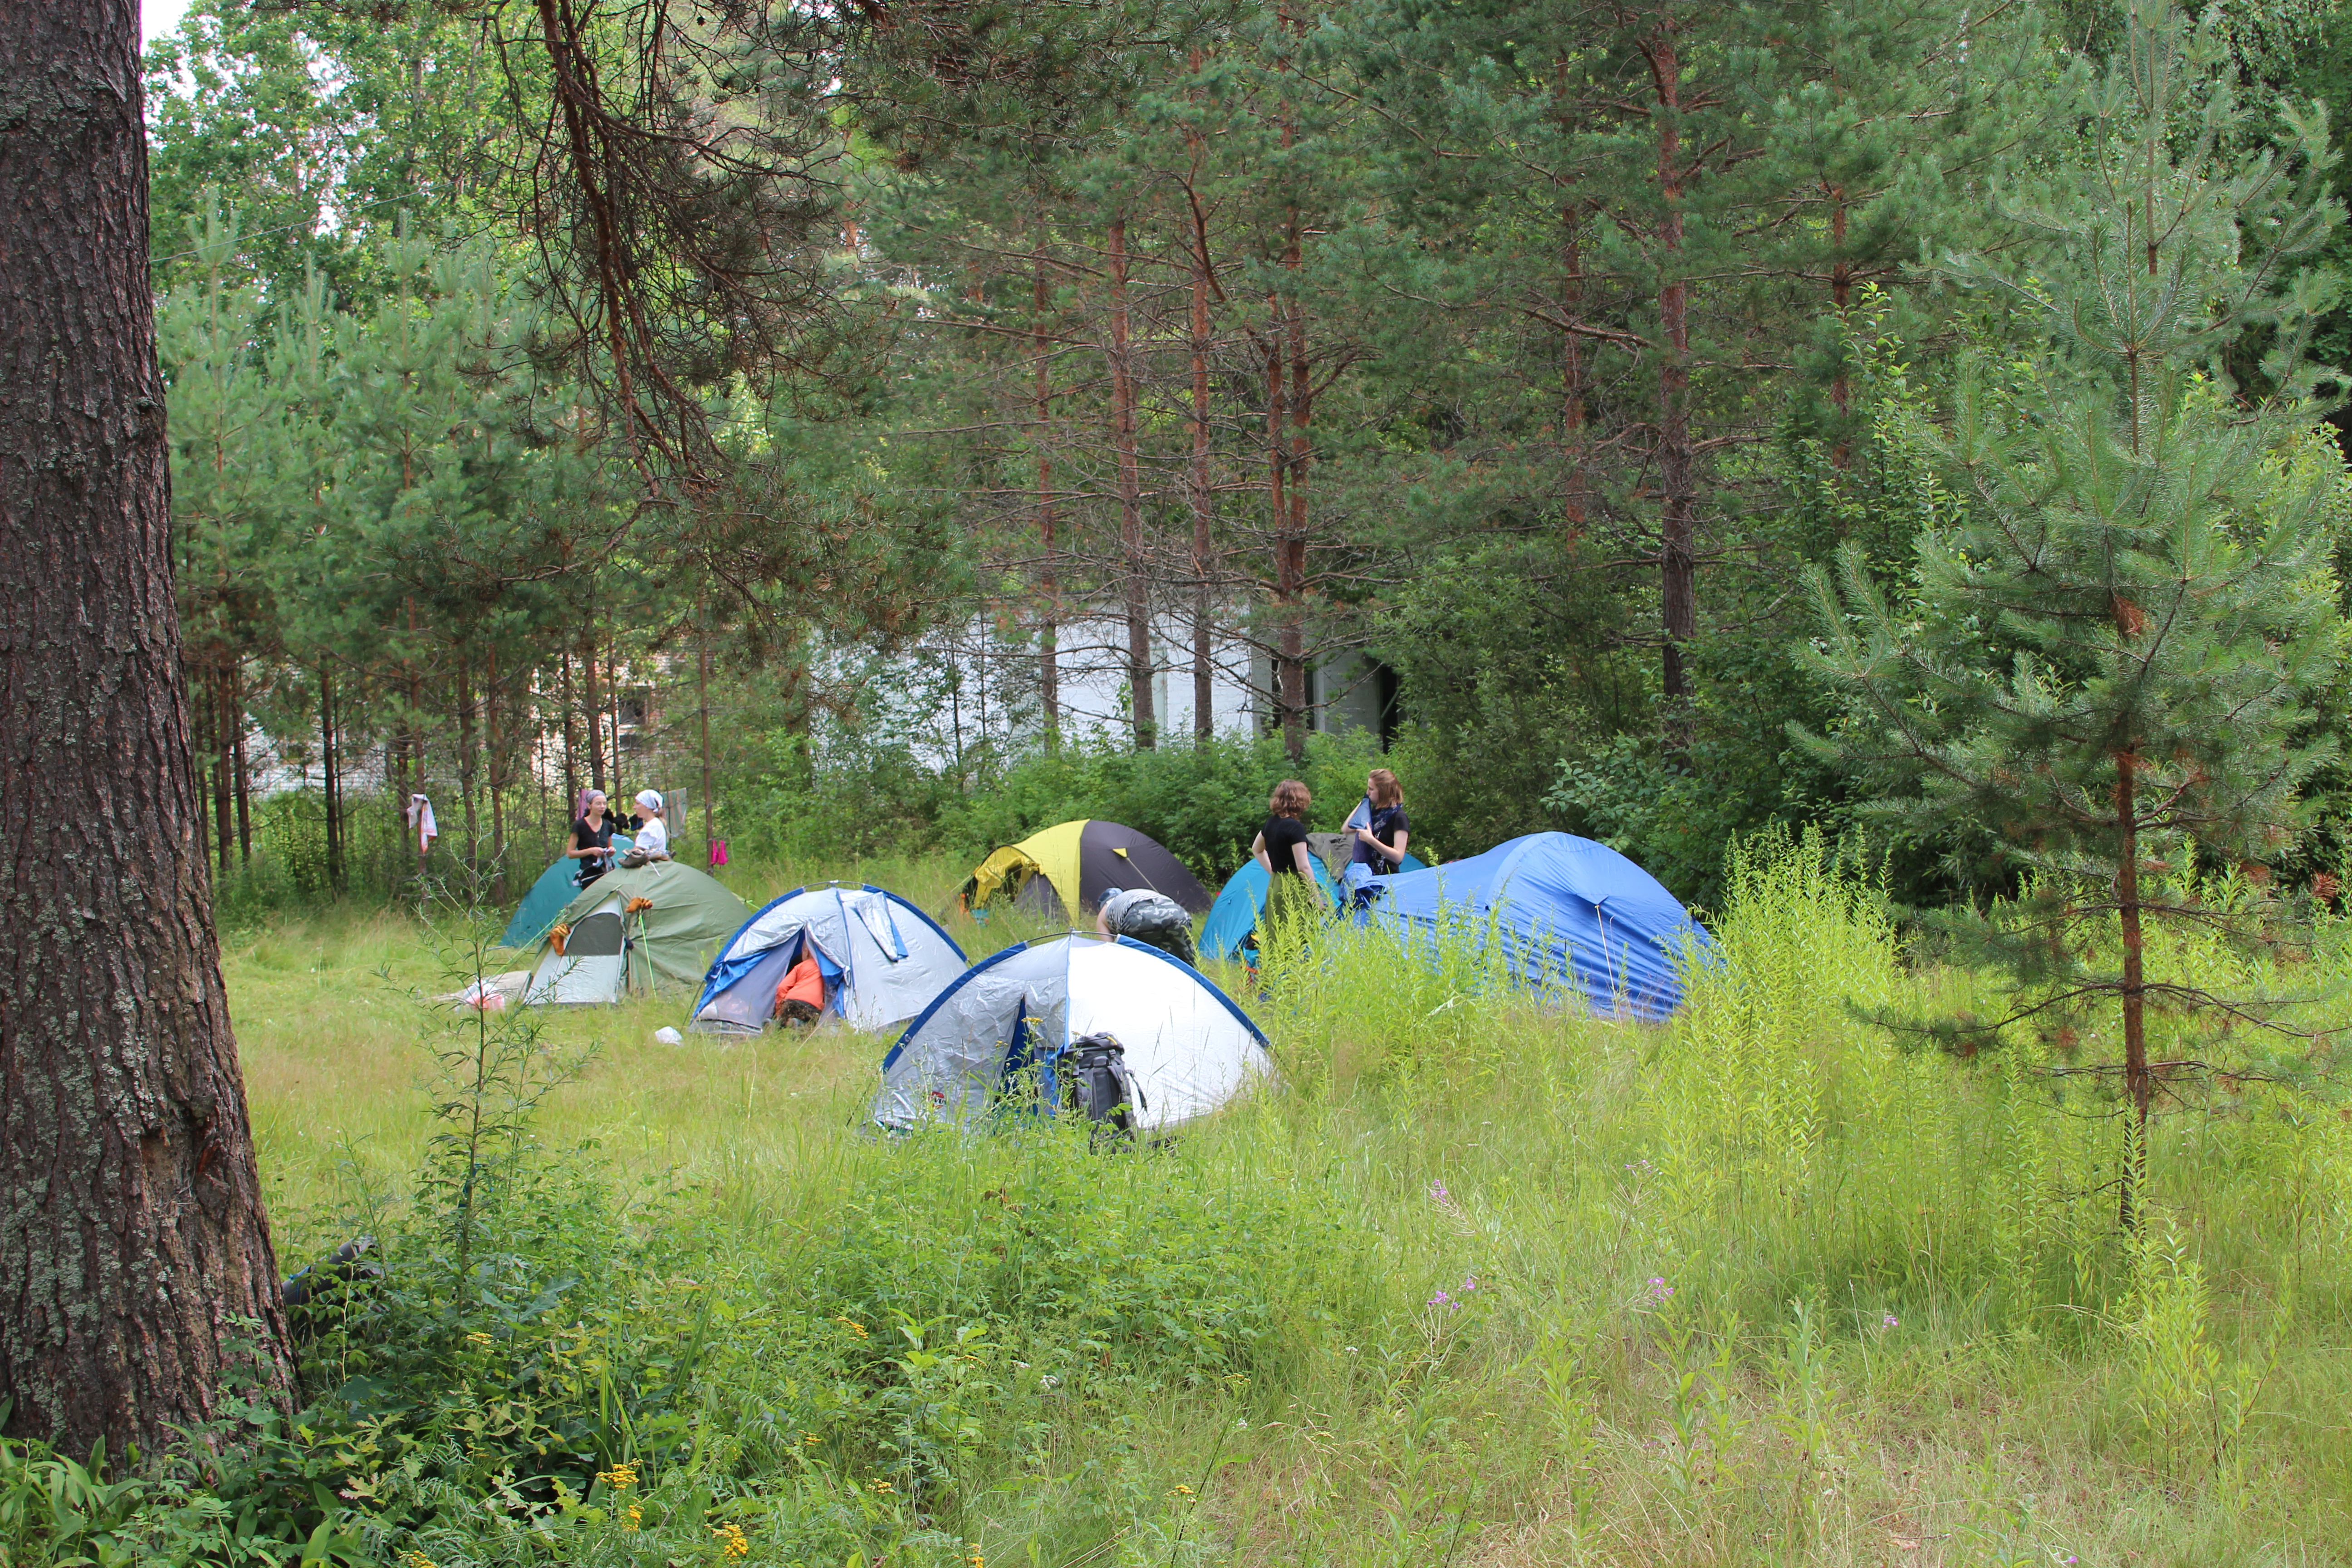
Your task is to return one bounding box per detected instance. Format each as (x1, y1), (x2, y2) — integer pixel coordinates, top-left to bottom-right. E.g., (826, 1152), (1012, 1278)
(1360, 833), (1709, 1020)
(499, 834), (633, 948)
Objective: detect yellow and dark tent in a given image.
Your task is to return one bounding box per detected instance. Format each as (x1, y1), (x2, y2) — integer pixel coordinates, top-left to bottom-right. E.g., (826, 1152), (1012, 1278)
(959, 820), (1214, 921)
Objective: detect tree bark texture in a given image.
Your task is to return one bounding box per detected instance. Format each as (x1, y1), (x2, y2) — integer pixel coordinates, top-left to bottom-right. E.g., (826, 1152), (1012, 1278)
(0, 0), (293, 1458)
(559, 651), (579, 814)
(582, 628), (606, 792)
(456, 658), (480, 872)
(698, 632), (714, 864)
(1644, 19), (1697, 724)
(1561, 203), (1588, 535)
(1271, 39), (1310, 763)
(1107, 216), (1156, 749)
(1263, 317), (1308, 759)
(319, 665), (343, 893)
(1187, 153), (1218, 745)
(229, 668), (250, 867)
(1030, 252), (1062, 745)
(211, 671), (233, 875)
(607, 655), (622, 782)
(485, 648), (508, 904)
(1553, 56), (1589, 538)
(1283, 244), (1313, 760)
(2117, 749), (2150, 1228)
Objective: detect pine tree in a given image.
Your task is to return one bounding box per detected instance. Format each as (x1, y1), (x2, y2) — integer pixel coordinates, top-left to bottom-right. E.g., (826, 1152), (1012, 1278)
(1803, 0), (2347, 1224)
(0, 0), (296, 1458)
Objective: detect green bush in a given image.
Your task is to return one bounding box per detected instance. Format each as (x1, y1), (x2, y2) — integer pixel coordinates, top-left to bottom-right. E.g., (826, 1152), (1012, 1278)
(722, 724), (1397, 882)
(730, 729), (962, 866)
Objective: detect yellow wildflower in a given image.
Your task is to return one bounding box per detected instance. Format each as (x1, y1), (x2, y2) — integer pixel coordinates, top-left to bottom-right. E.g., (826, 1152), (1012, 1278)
(466, 1331), (494, 1348)
(1169, 1484), (1196, 1498)
(597, 1461), (639, 1491)
(833, 1316), (869, 1338)
(967, 1544), (985, 1568)
(622, 1504), (642, 1531)
(870, 1478), (895, 1494)
(399, 1554), (438, 1568)
(712, 1521), (751, 1559)
(803, 1432), (822, 1446)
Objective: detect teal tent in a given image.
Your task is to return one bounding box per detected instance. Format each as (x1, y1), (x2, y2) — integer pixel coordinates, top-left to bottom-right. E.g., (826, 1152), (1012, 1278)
(1199, 857), (1340, 960)
(1199, 842), (1428, 961)
(499, 834), (632, 949)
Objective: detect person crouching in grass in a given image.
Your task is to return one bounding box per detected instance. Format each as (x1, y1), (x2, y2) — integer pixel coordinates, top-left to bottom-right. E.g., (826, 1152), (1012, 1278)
(1096, 885), (1198, 965)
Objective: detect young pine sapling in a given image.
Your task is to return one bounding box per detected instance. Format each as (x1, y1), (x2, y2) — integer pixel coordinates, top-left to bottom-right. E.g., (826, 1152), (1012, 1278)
(1802, 0), (2349, 1225)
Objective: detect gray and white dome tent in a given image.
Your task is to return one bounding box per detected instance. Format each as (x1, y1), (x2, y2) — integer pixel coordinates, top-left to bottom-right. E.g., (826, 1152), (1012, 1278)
(873, 933), (1273, 1134)
(692, 882), (968, 1034)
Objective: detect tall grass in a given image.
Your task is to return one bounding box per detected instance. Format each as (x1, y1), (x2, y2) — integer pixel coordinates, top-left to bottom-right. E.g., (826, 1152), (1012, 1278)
(175, 831), (2352, 1565)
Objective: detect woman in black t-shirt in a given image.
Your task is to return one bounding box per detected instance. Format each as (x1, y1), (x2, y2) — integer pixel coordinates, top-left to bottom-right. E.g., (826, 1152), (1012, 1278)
(566, 790), (617, 887)
(1251, 778), (1319, 932)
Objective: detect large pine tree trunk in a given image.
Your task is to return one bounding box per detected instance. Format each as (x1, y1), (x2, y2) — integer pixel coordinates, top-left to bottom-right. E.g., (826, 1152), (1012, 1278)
(1560, 201), (1589, 536)
(559, 651), (580, 816)
(1269, 24), (1310, 763)
(456, 662), (480, 879)
(192, 666), (214, 868)
(1283, 281), (1313, 757)
(2117, 751), (2151, 1228)
(583, 630), (606, 793)
(1186, 125), (1219, 745)
(0, 0), (293, 1457)
(1263, 318), (1305, 757)
(1107, 215), (1156, 749)
(698, 632), (715, 863)
(229, 666), (251, 867)
(320, 664), (343, 894)
(1031, 251), (1062, 747)
(486, 647), (508, 905)
(1645, 19), (1698, 732)
(607, 655), (622, 785)
(212, 668), (235, 874)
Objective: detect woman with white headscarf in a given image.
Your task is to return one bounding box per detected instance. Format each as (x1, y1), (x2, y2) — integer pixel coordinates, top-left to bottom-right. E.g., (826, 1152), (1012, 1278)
(630, 790), (671, 861)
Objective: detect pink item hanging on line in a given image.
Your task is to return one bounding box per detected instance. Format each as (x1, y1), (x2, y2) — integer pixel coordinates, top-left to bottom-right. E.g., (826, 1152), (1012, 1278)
(708, 838), (730, 868)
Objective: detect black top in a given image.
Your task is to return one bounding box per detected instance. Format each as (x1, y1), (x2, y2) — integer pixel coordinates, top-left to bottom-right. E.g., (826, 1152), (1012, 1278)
(570, 816), (615, 884)
(1354, 803), (1411, 868)
(1262, 814), (1311, 878)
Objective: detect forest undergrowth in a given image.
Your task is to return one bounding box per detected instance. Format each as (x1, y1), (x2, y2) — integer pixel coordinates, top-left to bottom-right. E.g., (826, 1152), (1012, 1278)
(8, 837), (2352, 1567)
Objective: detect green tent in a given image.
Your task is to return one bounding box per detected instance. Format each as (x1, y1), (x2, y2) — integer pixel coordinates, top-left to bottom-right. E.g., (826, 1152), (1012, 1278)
(499, 834), (632, 949)
(524, 861), (752, 1004)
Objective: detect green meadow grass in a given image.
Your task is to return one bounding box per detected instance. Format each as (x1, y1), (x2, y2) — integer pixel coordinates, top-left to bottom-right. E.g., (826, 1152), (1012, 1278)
(211, 840), (2352, 1567)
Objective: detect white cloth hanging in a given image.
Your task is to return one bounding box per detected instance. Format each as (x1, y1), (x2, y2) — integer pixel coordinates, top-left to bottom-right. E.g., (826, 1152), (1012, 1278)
(407, 794), (439, 855)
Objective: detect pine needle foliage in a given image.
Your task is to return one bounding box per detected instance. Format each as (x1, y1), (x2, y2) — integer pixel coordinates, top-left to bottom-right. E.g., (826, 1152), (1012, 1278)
(1799, 0), (2351, 1221)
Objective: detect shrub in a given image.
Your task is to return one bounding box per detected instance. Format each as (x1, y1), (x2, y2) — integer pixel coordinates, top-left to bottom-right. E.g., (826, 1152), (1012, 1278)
(719, 720), (1399, 880)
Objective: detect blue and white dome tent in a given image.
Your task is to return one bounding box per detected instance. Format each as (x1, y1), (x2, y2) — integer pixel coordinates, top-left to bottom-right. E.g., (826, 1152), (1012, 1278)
(873, 933), (1274, 1133)
(1360, 833), (1712, 1020)
(691, 882), (967, 1034)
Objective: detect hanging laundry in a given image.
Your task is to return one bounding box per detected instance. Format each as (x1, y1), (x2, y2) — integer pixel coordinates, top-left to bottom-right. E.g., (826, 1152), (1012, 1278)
(406, 794), (439, 856)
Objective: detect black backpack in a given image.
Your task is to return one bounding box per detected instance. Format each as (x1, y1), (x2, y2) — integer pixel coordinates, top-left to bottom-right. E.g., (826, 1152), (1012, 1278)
(1061, 1032), (1147, 1138)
